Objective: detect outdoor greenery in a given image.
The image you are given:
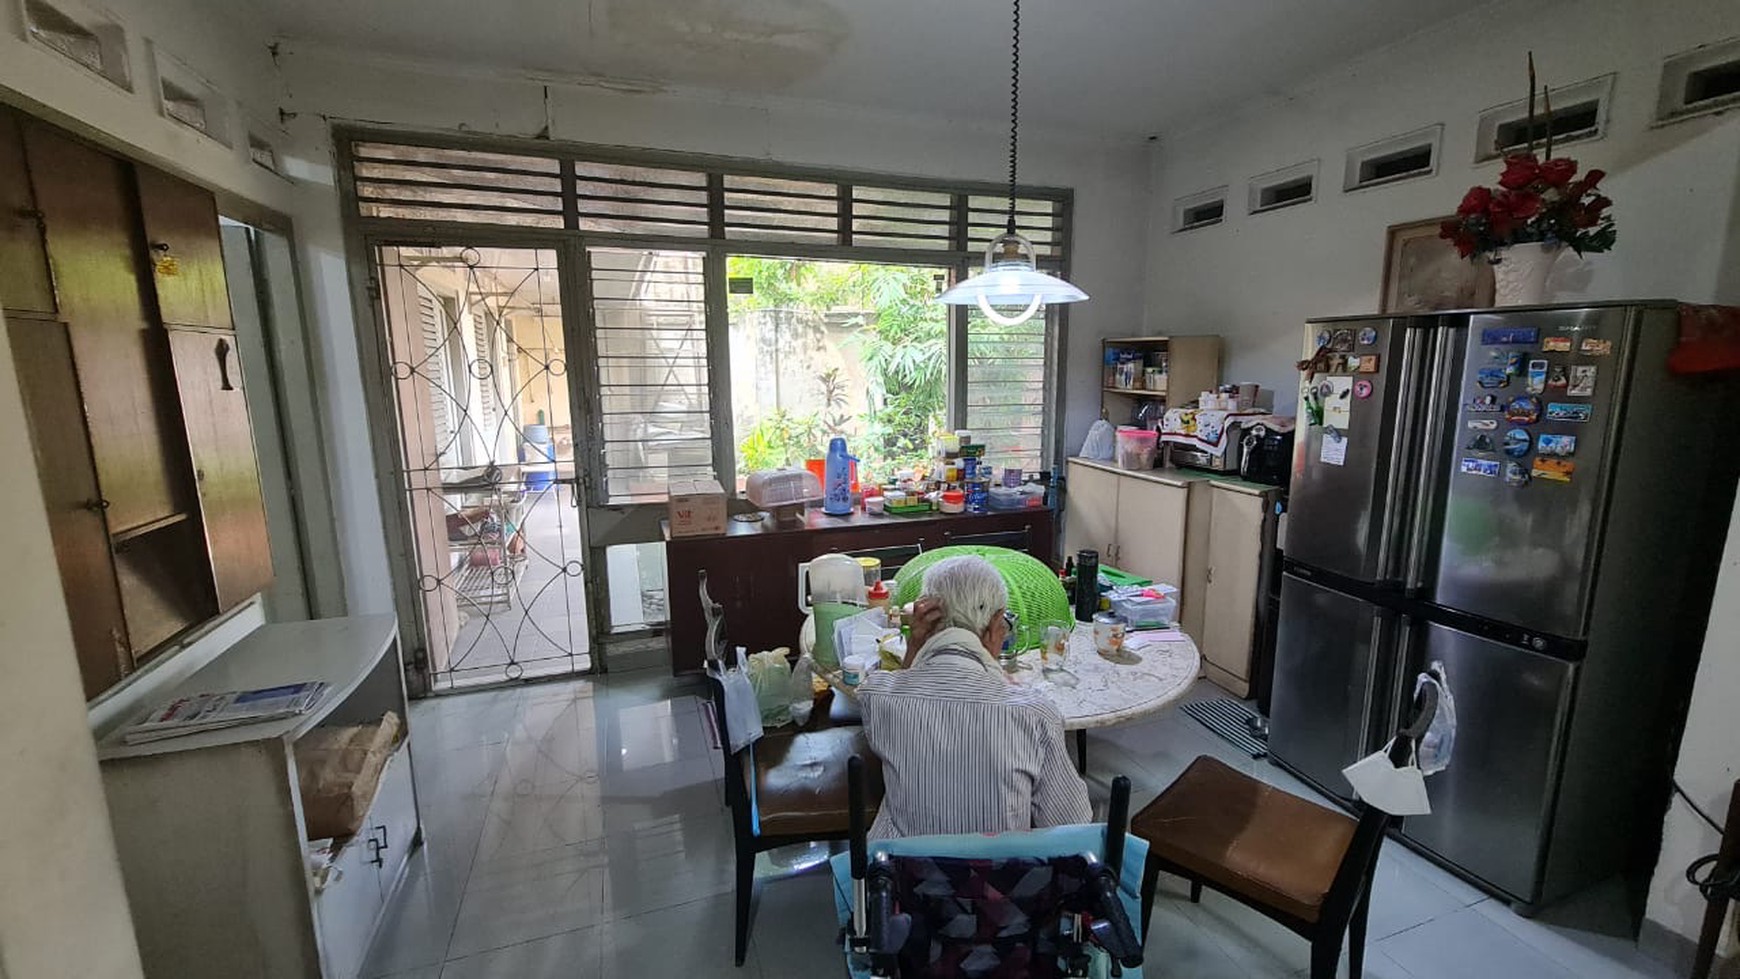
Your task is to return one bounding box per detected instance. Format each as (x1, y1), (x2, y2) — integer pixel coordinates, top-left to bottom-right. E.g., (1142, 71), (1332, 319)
(730, 256), (948, 480)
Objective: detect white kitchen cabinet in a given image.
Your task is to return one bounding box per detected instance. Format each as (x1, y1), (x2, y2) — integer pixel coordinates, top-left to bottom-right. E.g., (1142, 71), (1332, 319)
(1063, 460), (1123, 563)
(97, 615), (421, 979)
(1114, 476), (1189, 591)
(1202, 484), (1269, 696)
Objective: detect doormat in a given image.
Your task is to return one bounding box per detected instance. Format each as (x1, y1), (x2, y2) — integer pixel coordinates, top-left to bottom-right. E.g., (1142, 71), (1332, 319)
(1181, 698), (1267, 758)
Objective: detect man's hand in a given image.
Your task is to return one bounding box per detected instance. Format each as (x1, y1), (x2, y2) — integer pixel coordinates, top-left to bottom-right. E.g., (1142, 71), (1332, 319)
(904, 597), (945, 667)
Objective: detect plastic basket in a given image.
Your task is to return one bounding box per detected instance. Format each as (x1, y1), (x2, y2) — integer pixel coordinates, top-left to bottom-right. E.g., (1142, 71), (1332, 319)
(891, 546), (1070, 652)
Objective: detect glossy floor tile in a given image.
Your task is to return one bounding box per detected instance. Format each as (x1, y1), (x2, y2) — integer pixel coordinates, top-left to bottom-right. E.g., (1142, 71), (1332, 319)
(360, 674), (1676, 979)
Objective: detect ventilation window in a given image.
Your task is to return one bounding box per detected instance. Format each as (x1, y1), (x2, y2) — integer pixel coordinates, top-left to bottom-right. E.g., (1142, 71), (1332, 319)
(1172, 186), (1227, 232)
(1656, 37), (1740, 124)
(22, 0), (130, 90)
(1248, 161), (1318, 215)
(1474, 74), (1613, 162)
(1344, 124), (1442, 191)
(247, 129), (281, 174)
(152, 48), (231, 145)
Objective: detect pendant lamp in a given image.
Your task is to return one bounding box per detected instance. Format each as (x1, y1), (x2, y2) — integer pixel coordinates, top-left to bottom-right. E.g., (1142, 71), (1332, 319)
(937, 0), (1088, 326)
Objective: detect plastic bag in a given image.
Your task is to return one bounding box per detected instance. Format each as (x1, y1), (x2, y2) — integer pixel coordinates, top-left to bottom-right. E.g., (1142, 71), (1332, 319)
(789, 654), (816, 727)
(1415, 668), (1457, 775)
(718, 647), (764, 753)
(831, 607), (897, 670)
(1080, 419), (1117, 461)
(747, 649), (794, 727)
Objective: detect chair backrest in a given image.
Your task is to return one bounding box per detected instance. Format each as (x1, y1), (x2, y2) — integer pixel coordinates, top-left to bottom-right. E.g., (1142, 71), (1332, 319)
(849, 543), (923, 577)
(945, 526), (1033, 553)
(1317, 679), (1442, 933)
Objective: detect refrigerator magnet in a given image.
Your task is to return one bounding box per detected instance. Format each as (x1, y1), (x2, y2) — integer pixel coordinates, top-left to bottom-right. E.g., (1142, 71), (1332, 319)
(1567, 365), (1597, 397)
(1537, 433), (1577, 456)
(1503, 428), (1532, 457)
(1356, 355), (1381, 373)
(1542, 336), (1573, 352)
(1547, 364), (1569, 389)
(1505, 350), (1525, 376)
(1467, 418), (1499, 430)
(1357, 326), (1379, 346)
(1468, 394), (1503, 413)
(1316, 329), (1332, 349)
(1526, 360), (1548, 394)
(1460, 457), (1501, 478)
(1481, 326), (1540, 345)
(1505, 395), (1542, 424)
(1504, 461), (1532, 487)
(1330, 329), (1356, 352)
(1580, 338), (1613, 356)
(1319, 432), (1349, 466)
(1532, 457), (1576, 482)
(1546, 402), (1593, 423)
(1476, 367), (1511, 389)
(1466, 433), (1496, 452)
(1353, 379), (1374, 399)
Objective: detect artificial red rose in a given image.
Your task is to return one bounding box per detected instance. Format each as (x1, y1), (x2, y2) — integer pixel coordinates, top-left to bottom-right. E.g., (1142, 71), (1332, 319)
(1587, 195), (1612, 219)
(1458, 186), (1493, 217)
(1439, 219), (1462, 240)
(1538, 158), (1578, 187)
(1569, 204), (1596, 229)
(1498, 154), (1541, 190)
(1501, 190), (1543, 220)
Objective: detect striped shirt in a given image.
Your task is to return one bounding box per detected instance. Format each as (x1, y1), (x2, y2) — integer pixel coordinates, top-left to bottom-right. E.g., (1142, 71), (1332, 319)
(858, 627), (1093, 840)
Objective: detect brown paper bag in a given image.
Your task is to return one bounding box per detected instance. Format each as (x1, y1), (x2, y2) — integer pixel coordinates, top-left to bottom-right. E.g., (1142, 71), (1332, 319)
(295, 711), (401, 841)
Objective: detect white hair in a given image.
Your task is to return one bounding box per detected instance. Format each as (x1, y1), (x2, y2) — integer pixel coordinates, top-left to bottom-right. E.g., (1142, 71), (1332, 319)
(921, 556), (1009, 634)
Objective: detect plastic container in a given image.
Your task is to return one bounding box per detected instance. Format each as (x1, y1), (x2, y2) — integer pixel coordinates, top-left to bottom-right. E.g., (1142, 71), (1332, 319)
(1115, 427), (1159, 470)
(865, 495), (886, 515)
(939, 490), (966, 514)
(1110, 593), (1176, 629)
(964, 477), (990, 513)
(747, 467), (822, 508)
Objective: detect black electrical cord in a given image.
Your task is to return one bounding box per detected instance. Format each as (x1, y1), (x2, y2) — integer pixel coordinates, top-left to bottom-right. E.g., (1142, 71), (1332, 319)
(1677, 780), (1725, 834)
(1005, 0), (1021, 234)
(1686, 854), (1739, 903)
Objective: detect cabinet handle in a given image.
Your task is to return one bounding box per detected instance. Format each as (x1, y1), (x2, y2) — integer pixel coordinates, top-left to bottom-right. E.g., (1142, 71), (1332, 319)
(150, 241), (172, 253)
(84, 498), (111, 512)
(214, 337), (236, 391)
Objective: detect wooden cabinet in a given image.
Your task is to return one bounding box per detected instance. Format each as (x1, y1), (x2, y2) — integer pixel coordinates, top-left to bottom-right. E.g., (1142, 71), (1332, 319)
(1061, 460), (1121, 563)
(0, 108), (55, 313)
(6, 318), (131, 696)
(2, 108), (277, 698)
(168, 328), (273, 610)
(1201, 485), (1270, 695)
(135, 165), (233, 329)
(1114, 476), (1190, 590)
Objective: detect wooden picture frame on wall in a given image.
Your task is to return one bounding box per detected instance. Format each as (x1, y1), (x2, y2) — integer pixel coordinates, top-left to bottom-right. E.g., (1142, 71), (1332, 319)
(1381, 216), (1495, 313)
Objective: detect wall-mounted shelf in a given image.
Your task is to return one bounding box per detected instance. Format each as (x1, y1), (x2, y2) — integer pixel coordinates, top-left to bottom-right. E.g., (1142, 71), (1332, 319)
(1100, 335), (1221, 424)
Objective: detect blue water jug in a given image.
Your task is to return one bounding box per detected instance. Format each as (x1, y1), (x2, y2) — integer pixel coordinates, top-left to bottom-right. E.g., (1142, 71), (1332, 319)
(822, 436), (854, 516)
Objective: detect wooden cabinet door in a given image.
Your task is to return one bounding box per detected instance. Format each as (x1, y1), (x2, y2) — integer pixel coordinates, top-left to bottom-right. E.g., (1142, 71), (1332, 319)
(1113, 477), (1189, 588)
(0, 108), (55, 313)
(23, 122), (194, 532)
(7, 318), (131, 697)
(1063, 462), (1120, 566)
(1202, 487), (1264, 689)
(167, 328), (273, 610)
(135, 165), (232, 329)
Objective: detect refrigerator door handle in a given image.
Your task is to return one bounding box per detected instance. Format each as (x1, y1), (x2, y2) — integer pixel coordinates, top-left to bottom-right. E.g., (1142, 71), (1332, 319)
(1375, 323), (1427, 583)
(1404, 323), (1462, 593)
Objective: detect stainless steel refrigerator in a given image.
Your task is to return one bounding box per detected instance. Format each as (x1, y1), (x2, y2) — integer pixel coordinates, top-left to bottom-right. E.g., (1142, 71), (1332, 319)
(1268, 301), (1738, 910)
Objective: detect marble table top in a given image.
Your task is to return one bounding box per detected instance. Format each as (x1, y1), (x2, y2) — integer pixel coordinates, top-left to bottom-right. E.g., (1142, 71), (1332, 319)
(1006, 627), (1201, 730)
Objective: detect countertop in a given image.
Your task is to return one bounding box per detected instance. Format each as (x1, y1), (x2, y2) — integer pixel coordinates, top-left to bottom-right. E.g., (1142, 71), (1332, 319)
(661, 503), (1052, 541)
(1067, 456), (1282, 496)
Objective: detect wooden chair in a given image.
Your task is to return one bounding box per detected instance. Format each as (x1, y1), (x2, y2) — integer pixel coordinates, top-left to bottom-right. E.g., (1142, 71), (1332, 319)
(704, 670), (884, 966)
(1130, 684), (1439, 979)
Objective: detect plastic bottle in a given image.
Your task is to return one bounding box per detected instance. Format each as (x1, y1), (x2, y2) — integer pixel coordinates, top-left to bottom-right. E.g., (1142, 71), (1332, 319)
(867, 580), (890, 609)
(823, 436), (854, 515)
(789, 654), (816, 726)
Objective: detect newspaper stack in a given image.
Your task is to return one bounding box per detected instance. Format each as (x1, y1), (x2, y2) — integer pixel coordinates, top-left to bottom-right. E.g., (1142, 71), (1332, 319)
(123, 681), (330, 745)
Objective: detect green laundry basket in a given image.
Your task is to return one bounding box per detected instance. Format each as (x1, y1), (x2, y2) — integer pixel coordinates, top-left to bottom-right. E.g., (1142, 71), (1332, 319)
(890, 546), (1069, 652)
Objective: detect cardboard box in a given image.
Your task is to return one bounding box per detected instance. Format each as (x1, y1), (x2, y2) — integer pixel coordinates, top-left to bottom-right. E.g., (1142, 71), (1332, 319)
(667, 479), (727, 537)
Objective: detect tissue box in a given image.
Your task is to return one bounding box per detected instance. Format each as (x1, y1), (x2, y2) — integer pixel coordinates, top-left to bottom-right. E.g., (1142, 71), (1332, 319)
(667, 479), (726, 537)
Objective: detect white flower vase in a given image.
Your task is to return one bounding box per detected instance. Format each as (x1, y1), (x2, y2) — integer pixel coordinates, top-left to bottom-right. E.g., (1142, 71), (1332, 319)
(1491, 242), (1562, 307)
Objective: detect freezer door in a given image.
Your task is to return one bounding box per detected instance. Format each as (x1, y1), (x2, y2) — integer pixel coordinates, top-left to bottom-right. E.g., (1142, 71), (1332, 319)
(1268, 572), (1398, 801)
(1289, 318), (1428, 583)
(1430, 308), (1632, 638)
(1400, 619), (1575, 903)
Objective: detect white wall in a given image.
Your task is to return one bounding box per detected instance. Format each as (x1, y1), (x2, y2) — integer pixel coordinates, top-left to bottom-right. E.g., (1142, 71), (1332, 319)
(1139, 0), (1740, 965)
(1144, 0), (1740, 413)
(275, 45), (1152, 615)
(0, 310), (143, 979)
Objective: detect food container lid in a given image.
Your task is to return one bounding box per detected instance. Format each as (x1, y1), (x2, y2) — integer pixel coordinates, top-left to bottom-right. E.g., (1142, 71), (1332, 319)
(941, 490), (965, 503)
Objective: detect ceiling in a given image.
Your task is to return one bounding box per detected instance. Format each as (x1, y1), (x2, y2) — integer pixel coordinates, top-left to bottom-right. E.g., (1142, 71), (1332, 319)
(231, 0), (1490, 137)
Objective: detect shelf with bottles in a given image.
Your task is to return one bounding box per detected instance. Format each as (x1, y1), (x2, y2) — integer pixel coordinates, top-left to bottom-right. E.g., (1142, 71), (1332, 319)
(1098, 335), (1222, 425)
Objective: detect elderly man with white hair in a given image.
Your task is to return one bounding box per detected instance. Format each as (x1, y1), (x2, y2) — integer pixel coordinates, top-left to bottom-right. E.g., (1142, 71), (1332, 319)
(857, 555), (1092, 840)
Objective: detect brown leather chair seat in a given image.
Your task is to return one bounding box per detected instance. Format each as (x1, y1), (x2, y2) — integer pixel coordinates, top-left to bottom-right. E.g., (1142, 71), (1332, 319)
(1130, 756), (1355, 923)
(753, 726), (884, 836)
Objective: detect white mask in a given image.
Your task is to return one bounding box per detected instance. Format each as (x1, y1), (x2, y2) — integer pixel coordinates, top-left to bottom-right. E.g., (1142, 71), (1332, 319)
(1341, 739), (1431, 816)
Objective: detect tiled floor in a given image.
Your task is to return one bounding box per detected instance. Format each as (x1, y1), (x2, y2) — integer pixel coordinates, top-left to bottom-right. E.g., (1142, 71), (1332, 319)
(362, 672), (1677, 979)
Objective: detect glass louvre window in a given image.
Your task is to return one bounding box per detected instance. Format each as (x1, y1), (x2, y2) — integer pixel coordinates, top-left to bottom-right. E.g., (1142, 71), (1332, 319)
(965, 301), (1051, 473)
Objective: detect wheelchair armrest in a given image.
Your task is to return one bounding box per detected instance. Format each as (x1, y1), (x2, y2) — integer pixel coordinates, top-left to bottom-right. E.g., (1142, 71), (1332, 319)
(861, 855), (910, 976)
(1084, 862), (1144, 968)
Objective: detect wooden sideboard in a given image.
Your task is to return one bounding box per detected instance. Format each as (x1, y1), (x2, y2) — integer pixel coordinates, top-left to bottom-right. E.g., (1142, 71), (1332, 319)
(663, 507), (1055, 674)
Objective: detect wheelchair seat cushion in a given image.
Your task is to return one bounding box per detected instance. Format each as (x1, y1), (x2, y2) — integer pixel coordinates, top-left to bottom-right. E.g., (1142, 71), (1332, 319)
(889, 854), (1101, 979)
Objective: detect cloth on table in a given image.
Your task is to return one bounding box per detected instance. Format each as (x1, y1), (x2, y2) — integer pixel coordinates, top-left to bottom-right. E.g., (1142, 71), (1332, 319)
(830, 824), (1149, 979)
(1160, 408), (1286, 459)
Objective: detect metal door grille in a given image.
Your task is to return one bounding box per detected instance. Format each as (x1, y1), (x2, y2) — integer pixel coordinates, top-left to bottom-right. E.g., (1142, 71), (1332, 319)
(377, 245), (590, 689)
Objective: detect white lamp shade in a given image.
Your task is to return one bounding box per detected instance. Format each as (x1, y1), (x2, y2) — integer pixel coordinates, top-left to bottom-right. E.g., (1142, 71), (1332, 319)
(937, 265), (1089, 306)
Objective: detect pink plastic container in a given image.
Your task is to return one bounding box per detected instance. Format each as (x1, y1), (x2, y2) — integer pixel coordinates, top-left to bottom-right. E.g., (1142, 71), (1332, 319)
(1115, 427), (1159, 470)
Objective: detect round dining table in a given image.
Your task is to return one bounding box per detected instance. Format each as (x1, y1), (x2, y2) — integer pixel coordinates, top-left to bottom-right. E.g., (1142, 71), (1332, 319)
(1005, 626), (1202, 771)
